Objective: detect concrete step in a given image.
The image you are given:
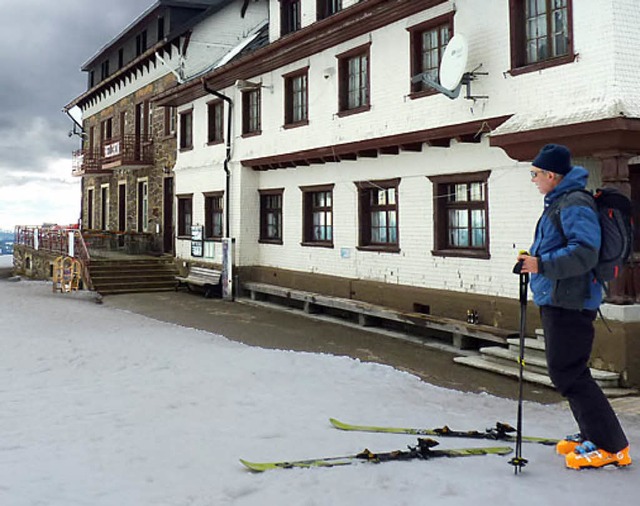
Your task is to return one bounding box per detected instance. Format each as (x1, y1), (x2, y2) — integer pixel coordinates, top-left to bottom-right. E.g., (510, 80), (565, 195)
(454, 355), (554, 388)
(507, 337), (547, 360)
(479, 346), (550, 376)
(479, 346), (621, 389)
(96, 286), (177, 295)
(87, 257), (178, 295)
(453, 355), (630, 396)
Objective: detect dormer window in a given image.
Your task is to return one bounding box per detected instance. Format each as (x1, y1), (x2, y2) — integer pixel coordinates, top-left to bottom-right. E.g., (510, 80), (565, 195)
(281, 0), (301, 36)
(101, 60), (110, 80)
(317, 0), (342, 20)
(157, 17), (165, 41)
(136, 30), (148, 56)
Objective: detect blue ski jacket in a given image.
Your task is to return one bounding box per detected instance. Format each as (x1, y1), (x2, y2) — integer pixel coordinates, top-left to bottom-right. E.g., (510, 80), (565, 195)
(529, 166), (602, 310)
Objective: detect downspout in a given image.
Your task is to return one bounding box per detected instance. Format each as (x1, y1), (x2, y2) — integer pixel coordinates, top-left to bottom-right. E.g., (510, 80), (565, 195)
(200, 77), (233, 238)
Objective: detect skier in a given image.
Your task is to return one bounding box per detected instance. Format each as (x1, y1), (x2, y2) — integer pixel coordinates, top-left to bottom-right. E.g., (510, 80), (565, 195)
(516, 144), (632, 470)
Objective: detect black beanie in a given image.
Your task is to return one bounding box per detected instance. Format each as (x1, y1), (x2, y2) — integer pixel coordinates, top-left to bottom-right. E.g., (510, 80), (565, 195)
(532, 144), (572, 175)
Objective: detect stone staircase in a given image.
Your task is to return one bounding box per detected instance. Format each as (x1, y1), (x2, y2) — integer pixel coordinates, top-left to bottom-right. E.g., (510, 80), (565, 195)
(88, 257), (178, 295)
(454, 330), (636, 397)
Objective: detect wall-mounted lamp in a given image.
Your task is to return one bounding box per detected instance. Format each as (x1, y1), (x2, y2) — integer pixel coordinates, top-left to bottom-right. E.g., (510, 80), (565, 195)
(235, 79), (273, 92)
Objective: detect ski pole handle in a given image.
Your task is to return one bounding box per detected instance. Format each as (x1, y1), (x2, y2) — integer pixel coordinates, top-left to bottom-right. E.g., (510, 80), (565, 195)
(513, 250), (529, 275)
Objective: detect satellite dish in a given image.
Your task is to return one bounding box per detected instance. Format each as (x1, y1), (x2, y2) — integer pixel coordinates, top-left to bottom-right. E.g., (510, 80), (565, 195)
(439, 34), (469, 91)
(410, 32), (487, 100)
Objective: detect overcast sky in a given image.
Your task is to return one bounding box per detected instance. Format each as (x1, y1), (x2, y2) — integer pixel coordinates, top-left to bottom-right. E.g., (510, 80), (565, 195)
(0, 0), (152, 230)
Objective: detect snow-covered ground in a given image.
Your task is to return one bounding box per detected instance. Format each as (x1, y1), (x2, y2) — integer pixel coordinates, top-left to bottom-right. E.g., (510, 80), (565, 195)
(1, 254), (638, 505)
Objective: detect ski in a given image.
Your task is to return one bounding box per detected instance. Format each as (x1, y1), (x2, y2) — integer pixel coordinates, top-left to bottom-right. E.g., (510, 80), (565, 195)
(329, 418), (558, 446)
(240, 438), (512, 472)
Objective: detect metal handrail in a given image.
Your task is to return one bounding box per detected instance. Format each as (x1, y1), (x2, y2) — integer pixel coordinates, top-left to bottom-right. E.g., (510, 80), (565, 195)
(14, 226), (93, 290)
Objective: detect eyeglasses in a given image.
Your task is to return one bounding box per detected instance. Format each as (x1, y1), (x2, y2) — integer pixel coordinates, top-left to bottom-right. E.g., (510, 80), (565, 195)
(530, 170), (546, 178)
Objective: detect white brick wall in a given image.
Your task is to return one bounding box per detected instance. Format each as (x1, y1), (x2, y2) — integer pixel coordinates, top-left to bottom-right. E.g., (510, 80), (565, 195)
(173, 0), (640, 301)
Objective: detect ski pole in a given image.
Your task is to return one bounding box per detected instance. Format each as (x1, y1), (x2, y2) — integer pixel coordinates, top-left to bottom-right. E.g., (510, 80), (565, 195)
(509, 253), (529, 474)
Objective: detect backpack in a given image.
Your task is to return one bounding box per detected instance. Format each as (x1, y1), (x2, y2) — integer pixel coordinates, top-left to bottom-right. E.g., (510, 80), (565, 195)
(548, 187), (634, 285)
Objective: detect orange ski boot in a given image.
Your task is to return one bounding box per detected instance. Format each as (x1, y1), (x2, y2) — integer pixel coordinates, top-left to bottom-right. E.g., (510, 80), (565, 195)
(565, 441), (632, 470)
(556, 433), (583, 455)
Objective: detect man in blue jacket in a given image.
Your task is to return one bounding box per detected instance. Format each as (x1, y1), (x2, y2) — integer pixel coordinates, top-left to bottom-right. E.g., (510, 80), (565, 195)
(517, 144), (631, 469)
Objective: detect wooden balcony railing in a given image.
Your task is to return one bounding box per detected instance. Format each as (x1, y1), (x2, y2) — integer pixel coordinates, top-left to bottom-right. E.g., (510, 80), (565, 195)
(71, 134), (154, 176)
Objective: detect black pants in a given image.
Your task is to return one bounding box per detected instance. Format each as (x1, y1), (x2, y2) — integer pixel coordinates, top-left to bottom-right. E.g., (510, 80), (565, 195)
(540, 305), (628, 452)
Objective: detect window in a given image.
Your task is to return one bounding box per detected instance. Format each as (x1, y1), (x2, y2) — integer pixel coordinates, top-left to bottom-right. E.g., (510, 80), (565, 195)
(284, 68), (308, 127)
(100, 117), (113, 142)
(337, 44), (370, 115)
(259, 189), (284, 244)
(136, 30), (148, 56)
(177, 195), (193, 237)
(509, 0), (574, 74)
(281, 0), (301, 36)
(101, 60), (110, 80)
(100, 185), (110, 230)
(317, 0), (342, 20)
(429, 171), (490, 258)
(179, 109), (193, 150)
(204, 192), (224, 239)
(356, 179), (399, 251)
(164, 106), (176, 136)
(207, 100), (224, 144)
(408, 14), (453, 95)
(86, 188), (94, 229)
(137, 180), (149, 232)
(301, 185), (334, 246)
(242, 89), (261, 136)
(157, 16), (165, 41)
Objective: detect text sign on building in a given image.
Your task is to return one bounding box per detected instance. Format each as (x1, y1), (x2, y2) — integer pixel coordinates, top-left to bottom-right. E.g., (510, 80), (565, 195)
(104, 141), (121, 158)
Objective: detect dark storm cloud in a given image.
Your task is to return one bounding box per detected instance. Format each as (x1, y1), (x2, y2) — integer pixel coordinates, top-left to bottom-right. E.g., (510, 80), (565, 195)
(0, 0), (151, 177)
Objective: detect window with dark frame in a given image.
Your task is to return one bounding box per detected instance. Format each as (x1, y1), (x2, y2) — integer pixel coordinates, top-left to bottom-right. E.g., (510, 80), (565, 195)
(356, 179), (399, 251)
(177, 195), (193, 237)
(301, 185), (334, 246)
(207, 100), (224, 143)
(87, 188), (94, 229)
(429, 171), (490, 258)
(179, 110), (193, 149)
(408, 14), (453, 95)
(259, 189), (284, 243)
(136, 30), (148, 56)
(157, 16), (165, 41)
(101, 60), (110, 80)
(317, 0), (342, 20)
(337, 44), (370, 114)
(204, 192), (224, 239)
(509, 0), (574, 74)
(284, 69), (308, 126)
(242, 89), (261, 135)
(281, 0), (301, 36)
(164, 106), (176, 136)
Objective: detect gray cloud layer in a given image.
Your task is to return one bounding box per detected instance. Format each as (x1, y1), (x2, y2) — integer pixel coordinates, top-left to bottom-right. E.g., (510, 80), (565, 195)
(0, 0), (151, 178)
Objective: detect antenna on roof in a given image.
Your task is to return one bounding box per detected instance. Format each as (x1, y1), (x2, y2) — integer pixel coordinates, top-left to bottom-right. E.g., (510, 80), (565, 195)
(411, 34), (488, 100)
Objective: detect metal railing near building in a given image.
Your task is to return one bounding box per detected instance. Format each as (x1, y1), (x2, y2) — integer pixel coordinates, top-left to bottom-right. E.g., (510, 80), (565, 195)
(71, 134), (154, 176)
(14, 225), (93, 290)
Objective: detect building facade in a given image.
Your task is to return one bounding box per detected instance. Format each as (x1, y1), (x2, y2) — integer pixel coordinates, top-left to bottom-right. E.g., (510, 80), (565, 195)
(153, 0), (640, 385)
(63, 0), (268, 254)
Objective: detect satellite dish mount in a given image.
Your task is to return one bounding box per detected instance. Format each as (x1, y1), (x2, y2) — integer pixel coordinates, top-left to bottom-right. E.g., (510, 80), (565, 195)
(411, 34), (488, 100)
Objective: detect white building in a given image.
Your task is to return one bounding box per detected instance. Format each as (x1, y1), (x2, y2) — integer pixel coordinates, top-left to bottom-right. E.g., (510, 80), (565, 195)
(155, 0), (640, 385)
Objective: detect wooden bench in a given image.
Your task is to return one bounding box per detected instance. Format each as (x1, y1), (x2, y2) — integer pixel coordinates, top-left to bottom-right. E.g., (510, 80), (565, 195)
(176, 266), (222, 298)
(242, 281), (518, 349)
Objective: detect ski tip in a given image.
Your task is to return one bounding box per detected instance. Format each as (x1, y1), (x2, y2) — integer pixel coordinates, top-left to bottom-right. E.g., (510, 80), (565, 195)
(240, 459), (269, 472)
(329, 417), (346, 429)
